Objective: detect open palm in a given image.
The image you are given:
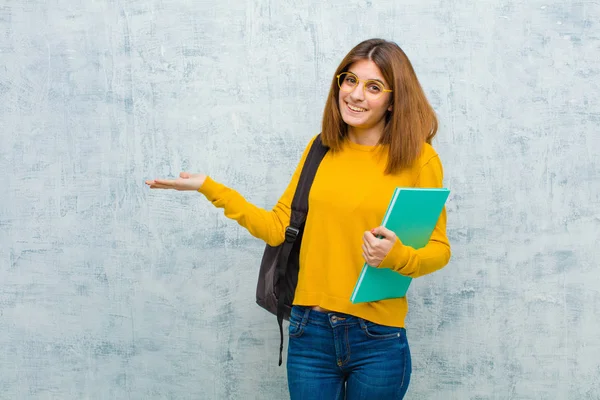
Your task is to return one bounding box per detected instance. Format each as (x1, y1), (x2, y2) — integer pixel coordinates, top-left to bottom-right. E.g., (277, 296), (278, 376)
(145, 172), (207, 191)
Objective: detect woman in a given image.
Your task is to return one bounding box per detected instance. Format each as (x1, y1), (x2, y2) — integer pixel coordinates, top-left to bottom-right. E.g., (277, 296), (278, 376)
(146, 38), (451, 399)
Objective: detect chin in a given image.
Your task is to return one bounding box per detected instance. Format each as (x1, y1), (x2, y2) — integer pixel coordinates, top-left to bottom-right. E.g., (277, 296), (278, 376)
(341, 114), (367, 129)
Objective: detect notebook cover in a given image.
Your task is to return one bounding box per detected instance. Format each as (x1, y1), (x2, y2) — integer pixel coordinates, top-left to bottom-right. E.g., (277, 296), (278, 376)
(350, 187), (450, 303)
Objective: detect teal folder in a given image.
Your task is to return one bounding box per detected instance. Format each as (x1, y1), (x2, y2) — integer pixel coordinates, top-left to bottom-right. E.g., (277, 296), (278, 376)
(350, 187), (450, 304)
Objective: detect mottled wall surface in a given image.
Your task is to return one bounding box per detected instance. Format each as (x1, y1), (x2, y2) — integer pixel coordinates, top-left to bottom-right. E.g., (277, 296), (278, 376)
(1, 0), (599, 399)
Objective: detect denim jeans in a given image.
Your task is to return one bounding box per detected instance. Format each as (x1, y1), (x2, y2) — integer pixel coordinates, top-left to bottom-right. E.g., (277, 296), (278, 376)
(287, 306), (411, 400)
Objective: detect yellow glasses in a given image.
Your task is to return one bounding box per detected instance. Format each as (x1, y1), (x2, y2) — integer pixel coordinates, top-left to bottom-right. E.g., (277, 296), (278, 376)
(336, 71), (393, 100)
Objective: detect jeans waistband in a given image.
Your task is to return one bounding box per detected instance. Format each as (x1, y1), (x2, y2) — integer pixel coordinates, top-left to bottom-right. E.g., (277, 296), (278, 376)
(291, 305), (372, 328)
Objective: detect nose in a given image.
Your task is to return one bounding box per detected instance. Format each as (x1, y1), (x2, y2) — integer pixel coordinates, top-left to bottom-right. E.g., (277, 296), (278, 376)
(349, 81), (365, 102)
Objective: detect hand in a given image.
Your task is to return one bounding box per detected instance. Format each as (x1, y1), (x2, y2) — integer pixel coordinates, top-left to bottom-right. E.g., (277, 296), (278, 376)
(362, 226), (397, 267)
(145, 172), (207, 191)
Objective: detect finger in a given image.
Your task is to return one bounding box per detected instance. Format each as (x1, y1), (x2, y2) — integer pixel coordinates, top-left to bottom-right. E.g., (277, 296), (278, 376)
(362, 233), (374, 251)
(364, 231), (380, 247)
(362, 243), (372, 258)
(180, 172), (190, 179)
(149, 184), (173, 189)
(149, 181), (176, 188)
(371, 226), (396, 241)
(153, 179), (175, 187)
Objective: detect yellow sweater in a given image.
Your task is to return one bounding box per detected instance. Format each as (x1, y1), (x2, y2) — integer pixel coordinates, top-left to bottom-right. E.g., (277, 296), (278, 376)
(198, 135), (451, 328)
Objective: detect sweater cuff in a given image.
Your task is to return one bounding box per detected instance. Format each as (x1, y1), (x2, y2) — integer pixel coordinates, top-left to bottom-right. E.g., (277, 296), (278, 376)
(197, 176), (223, 200)
(379, 237), (411, 271)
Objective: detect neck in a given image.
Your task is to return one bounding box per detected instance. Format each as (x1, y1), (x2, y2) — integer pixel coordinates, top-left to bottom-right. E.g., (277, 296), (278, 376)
(347, 124), (385, 146)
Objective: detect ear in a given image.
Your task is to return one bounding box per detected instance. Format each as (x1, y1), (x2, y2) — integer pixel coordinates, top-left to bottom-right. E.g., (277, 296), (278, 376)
(388, 104), (393, 112)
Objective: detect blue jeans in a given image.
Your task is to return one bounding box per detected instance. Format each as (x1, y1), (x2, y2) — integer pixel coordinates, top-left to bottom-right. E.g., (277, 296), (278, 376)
(287, 306), (411, 400)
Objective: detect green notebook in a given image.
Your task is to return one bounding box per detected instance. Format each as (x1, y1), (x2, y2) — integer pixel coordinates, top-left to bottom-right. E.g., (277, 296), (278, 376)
(350, 187), (450, 304)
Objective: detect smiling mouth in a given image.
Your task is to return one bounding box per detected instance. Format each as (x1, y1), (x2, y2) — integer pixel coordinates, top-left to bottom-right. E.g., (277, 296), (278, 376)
(346, 102), (367, 112)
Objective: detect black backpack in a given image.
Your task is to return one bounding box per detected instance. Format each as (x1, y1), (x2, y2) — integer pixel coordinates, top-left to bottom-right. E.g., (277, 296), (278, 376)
(255, 134), (329, 365)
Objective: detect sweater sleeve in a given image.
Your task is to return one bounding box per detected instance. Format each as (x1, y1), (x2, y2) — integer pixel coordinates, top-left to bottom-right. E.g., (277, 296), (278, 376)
(197, 136), (316, 247)
(378, 154), (452, 278)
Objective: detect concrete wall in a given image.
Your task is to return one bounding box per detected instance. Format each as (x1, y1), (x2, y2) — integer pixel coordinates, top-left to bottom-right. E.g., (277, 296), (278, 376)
(1, 0), (599, 398)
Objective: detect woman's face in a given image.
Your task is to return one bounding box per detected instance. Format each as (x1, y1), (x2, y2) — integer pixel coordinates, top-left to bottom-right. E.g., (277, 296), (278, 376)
(338, 59), (393, 133)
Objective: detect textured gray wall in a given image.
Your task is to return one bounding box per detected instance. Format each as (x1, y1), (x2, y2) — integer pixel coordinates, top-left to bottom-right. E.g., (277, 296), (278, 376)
(1, 0), (599, 399)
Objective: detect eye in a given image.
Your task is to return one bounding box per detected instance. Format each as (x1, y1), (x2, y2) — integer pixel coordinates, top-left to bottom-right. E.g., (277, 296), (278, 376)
(345, 75), (357, 84)
(366, 82), (383, 93)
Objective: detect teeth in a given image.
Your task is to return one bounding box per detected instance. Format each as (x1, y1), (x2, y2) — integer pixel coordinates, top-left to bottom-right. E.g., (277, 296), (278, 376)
(348, 103), (366, 112)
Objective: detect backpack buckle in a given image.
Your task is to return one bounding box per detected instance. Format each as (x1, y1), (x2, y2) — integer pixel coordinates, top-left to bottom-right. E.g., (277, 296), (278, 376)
(285, 226), (300, 242)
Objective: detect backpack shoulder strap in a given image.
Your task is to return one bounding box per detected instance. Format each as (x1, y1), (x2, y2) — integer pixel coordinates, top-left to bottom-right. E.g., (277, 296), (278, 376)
(287, 134), (329, 234)
(276, 133), (328, 365)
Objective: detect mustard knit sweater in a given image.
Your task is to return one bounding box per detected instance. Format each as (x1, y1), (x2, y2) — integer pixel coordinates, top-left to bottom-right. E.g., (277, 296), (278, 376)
(198, 135), (451, 327)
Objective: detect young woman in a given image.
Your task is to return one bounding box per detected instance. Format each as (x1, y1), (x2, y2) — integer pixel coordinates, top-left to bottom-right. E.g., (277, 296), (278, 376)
(146, 38), (451, 400)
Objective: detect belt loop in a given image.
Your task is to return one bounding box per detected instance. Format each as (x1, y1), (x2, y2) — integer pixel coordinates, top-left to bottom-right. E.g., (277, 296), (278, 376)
(358, 318), (367, 331)
(301, 307), (310, 326)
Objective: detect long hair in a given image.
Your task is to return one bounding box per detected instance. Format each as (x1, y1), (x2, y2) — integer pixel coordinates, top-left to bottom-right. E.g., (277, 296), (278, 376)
(321, 38), (438, 174)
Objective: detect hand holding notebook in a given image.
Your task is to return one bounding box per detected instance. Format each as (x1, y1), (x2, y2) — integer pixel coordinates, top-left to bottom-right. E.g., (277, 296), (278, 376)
(350, 187), (450, 304)
(362, 226), (398, 267)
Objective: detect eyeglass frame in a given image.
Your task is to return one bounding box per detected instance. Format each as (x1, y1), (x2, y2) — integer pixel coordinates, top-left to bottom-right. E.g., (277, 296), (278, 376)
(335, 71), (393, 99)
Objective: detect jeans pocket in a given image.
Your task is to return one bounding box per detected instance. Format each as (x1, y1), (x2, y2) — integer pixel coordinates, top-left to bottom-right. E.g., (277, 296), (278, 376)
(361, 320), (405, 340)
(288, 311), (306, 338)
